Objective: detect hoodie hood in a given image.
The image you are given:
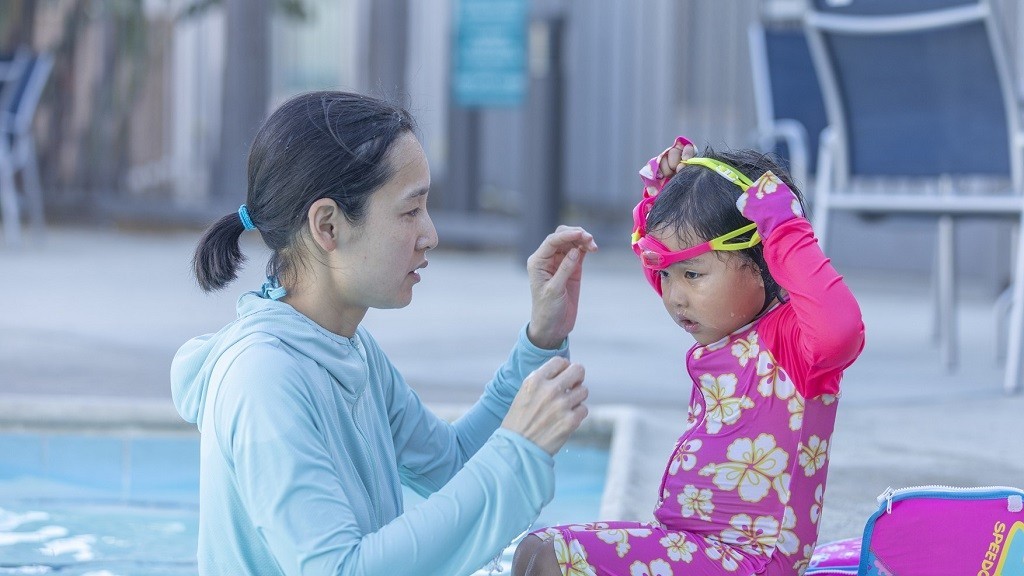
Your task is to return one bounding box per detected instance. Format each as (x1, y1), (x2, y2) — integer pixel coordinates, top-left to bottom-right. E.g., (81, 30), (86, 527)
(170, 290), (366, 430)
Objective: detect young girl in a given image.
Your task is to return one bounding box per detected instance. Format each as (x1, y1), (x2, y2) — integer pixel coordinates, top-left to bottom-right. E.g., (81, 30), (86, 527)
(513, 137), (865, 576)
(170, 91), (596, 576)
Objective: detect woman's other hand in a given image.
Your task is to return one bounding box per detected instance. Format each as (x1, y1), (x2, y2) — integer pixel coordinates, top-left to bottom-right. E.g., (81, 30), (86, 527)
(526, 226), (598, 349)
(502, 357), (588, 455)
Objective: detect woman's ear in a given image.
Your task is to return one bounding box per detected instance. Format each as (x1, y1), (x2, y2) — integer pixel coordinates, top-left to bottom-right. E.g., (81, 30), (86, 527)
(306, 198), (342, 252)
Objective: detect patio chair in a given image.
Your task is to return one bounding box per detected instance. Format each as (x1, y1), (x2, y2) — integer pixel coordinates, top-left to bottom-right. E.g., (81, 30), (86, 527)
(803, 0), (1024, 394)
(0, 48), (53, 246)
(747, 12), (829, 192)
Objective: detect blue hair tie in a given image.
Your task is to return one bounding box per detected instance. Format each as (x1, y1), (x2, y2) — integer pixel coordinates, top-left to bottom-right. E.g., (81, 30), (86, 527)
(238, 204), (256, 231)
(262, 276), (287, 300)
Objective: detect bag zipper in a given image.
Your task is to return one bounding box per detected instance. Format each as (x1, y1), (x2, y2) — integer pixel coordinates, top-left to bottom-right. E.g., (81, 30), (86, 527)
(876, 485), (1024, 515)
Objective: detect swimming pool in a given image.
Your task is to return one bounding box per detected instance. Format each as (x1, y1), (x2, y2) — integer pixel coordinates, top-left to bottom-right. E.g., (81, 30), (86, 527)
(0, 431), (609, 575)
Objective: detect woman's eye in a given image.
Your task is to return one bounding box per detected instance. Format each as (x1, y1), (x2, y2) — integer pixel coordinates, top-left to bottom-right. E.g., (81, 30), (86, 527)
(405, 208), (421, 217)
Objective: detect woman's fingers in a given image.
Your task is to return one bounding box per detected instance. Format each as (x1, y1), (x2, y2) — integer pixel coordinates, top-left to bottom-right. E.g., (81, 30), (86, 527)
(503, 358), (588, 455)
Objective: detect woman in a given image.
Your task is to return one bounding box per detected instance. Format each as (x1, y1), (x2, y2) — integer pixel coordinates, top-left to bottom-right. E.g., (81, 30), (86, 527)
(171, 91), (596, 575)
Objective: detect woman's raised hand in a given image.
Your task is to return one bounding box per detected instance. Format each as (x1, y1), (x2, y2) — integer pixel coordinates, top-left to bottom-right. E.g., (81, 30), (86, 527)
(502, 357), (588, 455)
(525, 226), (598, 350)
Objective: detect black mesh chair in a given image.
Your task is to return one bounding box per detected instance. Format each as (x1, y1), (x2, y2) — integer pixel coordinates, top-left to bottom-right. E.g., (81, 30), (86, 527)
(748, 14), (829, 192)
(804, 0), (1024, 393)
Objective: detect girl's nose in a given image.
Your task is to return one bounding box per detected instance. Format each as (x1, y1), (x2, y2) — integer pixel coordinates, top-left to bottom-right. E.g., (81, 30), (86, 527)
(663, 278), (687, 308)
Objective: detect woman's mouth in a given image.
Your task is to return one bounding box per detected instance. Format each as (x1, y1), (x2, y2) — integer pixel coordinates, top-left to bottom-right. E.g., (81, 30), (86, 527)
(410, 261), (428, 282)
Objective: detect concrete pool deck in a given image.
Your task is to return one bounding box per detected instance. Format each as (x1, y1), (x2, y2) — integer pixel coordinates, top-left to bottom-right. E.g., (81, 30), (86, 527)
(1, 225), (1022, 544)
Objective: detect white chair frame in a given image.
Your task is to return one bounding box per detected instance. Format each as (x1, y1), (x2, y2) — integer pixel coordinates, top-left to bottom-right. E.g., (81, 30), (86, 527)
(804, 0), (1024, 394)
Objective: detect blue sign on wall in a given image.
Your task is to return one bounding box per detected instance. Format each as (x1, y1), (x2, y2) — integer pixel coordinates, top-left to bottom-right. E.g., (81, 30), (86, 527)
(453, 0), (527, 107)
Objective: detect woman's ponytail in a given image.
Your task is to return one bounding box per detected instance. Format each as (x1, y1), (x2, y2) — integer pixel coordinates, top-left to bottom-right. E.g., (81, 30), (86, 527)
(192, 212), (248, 292)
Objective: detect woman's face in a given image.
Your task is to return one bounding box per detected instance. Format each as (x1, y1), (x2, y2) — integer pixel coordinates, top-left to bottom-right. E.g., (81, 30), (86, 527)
(334, 132), (437, 311)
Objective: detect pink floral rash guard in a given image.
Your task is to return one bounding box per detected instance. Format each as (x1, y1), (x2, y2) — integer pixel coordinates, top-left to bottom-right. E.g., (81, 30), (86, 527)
(533, 217), (865, 576)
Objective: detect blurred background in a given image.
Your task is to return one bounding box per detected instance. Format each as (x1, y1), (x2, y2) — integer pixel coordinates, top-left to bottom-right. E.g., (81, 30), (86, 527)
(1, 0), (1019, 277)
(1, 2), (1023, 571)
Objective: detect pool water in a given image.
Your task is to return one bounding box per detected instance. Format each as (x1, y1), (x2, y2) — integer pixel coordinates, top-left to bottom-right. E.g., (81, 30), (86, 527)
(0, 432), (608, 575)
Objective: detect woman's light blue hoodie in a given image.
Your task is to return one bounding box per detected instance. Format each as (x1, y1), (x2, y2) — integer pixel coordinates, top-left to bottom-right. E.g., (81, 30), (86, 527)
(170, 290), (567, 575)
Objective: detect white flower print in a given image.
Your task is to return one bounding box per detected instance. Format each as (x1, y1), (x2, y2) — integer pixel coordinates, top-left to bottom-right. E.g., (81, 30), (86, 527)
(798, 436), (828, 476)
(761, 170), (782, 196)
(788, 395), (804, 431)
(564, 522), (609, 532)
(811, 484), (824, 524)
(629, 558), (673, 576)
(669, 439), (703, 475)
(678, 485), (715, 521)
(660, 533), (698, 563)
(553, 534), (598, 576)
(720, 513), (780, 556)
(820, 393), (838, 405)
(731, 334), (759, 367)
(777, 506), (800, 555)
(706, 338), (730, 352)
(700, 373), (754, 434)
(790, 197), (804, 217)
(703, 535), (744, 572)
(754, 172), (781, 199)
(685, 403), (703, 432)
(596, 528), (652, 558)
(793, 544), (814, 575)
(699, 434), (789, 503)
(756, 351), (794, 399)
(774, 473), (792, 505)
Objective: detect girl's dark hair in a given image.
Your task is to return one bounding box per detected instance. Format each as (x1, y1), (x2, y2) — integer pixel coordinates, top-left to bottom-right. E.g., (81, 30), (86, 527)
(647, 147), (807, 302)
(192, 91), (417, 292)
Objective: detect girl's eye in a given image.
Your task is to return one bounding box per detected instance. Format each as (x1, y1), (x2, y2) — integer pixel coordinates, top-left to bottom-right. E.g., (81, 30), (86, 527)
(658, 270), (670, 279)
(684, 270), (701, 280)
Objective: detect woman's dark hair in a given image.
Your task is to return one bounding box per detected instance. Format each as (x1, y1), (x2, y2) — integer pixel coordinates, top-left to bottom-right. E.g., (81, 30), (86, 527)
(647, 147), (807, 303)
(192, 91), (417, 292)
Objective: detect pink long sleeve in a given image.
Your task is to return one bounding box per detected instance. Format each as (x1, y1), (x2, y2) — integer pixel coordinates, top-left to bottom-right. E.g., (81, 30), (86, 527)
(758, 217), (865, 397)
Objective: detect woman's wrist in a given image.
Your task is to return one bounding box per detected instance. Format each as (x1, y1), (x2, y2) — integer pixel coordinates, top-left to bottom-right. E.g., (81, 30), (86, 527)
(526, 322), (565, 350)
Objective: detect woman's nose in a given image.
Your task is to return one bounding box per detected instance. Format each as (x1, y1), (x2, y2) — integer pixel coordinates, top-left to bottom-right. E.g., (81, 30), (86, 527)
(418, 212), (438, 252)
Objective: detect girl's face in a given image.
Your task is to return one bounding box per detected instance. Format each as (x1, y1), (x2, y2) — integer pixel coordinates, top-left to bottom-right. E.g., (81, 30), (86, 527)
(652, 227), (766, 345)
(334, 132), (437, 312)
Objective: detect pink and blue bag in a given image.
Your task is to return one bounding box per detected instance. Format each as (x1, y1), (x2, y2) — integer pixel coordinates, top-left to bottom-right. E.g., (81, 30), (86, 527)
(806, 485), (1024, 576)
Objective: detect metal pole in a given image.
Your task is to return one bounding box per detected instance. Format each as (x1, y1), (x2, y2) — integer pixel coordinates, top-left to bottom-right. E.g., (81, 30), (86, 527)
(518, 15), (564, 262)
(444, 105), (480, 213)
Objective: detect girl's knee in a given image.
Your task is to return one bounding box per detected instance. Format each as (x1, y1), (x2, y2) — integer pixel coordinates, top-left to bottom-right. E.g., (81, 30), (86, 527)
(511, 534), (560, 576)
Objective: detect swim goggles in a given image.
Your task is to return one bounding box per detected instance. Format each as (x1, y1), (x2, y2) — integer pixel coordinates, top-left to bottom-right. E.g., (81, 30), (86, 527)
(631, 156), (762, 294)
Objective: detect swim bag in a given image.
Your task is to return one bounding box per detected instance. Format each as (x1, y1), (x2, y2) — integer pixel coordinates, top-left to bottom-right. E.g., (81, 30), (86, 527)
(807, 536), (860, 575)
(859, 485), (1024, 576)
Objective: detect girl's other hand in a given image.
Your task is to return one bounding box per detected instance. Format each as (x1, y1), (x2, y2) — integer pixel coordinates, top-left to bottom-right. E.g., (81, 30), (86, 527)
(526, 225), (598, 349)
(502, 357), (589, 455)
(736, 171), (805, 239)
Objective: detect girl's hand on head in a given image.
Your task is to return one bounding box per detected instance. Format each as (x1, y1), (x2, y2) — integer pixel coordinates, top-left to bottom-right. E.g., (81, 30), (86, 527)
(638, 136), (698, 196)
(735, 171), (805, 239)
(502, 357), (589, 455)
(656, 138), (698, 180)
(526, 225), (598, 349)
